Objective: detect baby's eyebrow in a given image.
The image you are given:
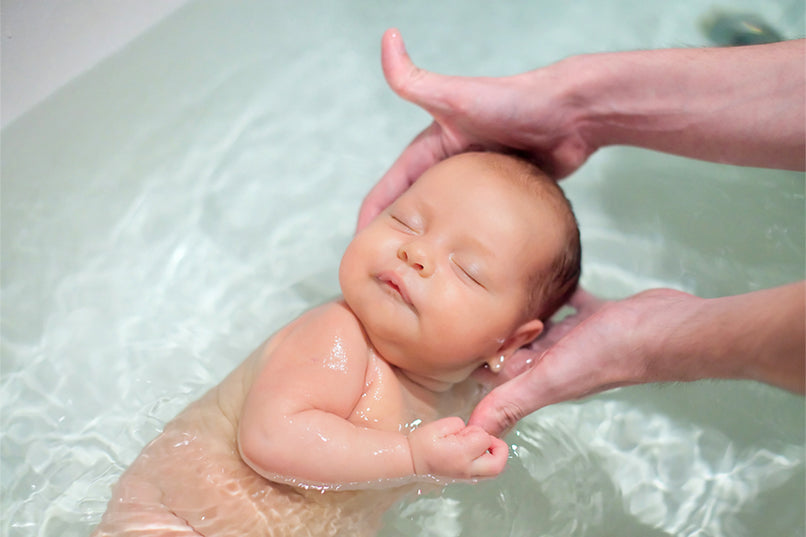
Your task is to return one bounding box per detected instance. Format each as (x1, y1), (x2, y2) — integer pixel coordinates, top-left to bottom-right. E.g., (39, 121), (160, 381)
(458, 235), (496, 265)
(397, 197), (430, 228)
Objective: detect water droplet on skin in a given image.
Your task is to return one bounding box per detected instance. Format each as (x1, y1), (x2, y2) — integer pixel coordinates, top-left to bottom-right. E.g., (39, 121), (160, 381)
(398, 418), (423, 434)
(323, 336), (348, 372)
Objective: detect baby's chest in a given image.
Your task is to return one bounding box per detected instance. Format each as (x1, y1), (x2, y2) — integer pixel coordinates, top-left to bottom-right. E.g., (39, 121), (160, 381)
(346, 359), (419, 434)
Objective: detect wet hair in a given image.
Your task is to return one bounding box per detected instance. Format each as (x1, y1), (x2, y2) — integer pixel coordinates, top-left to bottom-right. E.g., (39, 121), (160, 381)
(474, 152), (581, 321)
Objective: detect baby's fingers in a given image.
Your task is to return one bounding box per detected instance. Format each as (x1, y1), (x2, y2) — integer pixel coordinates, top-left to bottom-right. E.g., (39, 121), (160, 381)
(459, 426), (509, 478)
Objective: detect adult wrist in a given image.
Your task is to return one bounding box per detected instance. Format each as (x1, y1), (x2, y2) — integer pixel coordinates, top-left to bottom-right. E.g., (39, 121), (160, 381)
(550, 52), (624, 155)
(628, 289), (712, 384)
(522, 53), (605, 175)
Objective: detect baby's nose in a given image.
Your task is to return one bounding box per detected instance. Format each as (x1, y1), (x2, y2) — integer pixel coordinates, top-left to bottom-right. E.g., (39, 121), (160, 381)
(398, 242), (433, 277)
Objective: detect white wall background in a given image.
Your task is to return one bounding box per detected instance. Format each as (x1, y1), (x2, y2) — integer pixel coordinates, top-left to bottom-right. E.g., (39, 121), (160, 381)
(1, 0), (191, 127)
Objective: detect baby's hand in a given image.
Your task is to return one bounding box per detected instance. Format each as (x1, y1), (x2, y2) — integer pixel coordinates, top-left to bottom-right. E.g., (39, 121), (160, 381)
(408, 417), (508, 480)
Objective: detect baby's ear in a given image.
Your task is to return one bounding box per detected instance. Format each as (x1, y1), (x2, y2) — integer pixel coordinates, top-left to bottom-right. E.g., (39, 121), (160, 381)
(493, 319), (544, 362)
(482, 320), (543, 375)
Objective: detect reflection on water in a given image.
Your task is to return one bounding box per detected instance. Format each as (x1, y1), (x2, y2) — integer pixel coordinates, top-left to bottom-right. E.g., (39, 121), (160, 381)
(2, 0), (804, 536)
(382, 386), (804, 536)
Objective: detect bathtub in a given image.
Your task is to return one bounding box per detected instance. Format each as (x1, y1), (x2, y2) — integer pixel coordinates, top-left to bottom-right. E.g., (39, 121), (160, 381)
(2, 0), (804, 535)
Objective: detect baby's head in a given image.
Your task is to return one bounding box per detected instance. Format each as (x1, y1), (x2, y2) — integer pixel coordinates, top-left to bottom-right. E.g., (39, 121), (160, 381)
(341, 152), (580, 390)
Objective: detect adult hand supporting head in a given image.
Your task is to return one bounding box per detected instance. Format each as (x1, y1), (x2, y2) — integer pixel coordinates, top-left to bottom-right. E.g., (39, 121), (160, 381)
(359, 34), (805, 231)
(469, 282), (806, 437)
(356, 28), (595, 230)
(468, 286), (667, 437)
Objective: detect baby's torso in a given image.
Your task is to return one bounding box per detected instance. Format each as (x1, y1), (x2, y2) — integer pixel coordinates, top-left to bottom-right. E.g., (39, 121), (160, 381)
(93, 301), (479, 536)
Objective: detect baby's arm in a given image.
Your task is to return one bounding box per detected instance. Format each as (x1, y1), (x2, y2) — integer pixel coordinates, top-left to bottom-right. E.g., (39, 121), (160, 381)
(238, 302), (506, 487)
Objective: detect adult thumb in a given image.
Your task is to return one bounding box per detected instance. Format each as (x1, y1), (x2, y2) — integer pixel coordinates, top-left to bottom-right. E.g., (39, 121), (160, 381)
(381, 28), (453, 111)
(468, 373), (541, 437)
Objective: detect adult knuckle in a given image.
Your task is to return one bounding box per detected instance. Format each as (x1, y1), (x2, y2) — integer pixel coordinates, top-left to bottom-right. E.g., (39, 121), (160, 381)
(497, 400), (524, 432)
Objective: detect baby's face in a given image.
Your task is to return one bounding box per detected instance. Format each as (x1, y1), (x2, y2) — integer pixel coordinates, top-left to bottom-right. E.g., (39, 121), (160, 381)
(340, 154), (564, 387)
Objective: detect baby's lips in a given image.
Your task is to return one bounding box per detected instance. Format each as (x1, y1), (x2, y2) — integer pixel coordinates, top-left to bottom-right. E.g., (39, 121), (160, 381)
(377, 270), (415, 306)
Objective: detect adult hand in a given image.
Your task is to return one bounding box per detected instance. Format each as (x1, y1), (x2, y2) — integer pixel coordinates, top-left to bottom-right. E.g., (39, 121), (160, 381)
(472, 288), (607, 387)
(469, 282), (806, 437)
(357, 28), (594, 229)
(359, 33), (805, 230)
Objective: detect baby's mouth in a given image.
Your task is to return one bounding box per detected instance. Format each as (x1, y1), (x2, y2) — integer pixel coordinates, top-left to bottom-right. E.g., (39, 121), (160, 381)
(377, 272), (414, 307)
(386, 280), (402, 295)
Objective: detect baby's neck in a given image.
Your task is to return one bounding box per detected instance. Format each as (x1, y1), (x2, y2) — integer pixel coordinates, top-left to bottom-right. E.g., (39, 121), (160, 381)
(391, 366), (484, 423)
(395, 368), (454, 394)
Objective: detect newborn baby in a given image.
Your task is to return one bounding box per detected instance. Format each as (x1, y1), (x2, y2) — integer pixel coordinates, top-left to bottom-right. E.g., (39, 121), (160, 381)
(91, 151), (581, 536)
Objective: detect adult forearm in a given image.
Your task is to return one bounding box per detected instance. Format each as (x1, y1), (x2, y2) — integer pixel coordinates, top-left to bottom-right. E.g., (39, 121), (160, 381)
(562, 39), (806, 170)
(653, 281), (805, 392)
(709, 281), (805, 392)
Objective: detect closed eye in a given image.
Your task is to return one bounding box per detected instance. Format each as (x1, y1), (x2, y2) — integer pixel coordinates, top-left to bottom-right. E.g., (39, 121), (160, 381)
(391, 214), (418, 233)
(452, 257), (485, 288)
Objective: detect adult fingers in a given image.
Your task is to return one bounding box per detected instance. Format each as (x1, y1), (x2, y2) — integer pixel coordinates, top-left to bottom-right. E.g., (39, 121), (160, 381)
(356, 122), (449, 230)
(469, 309), (632, 437)
(468, 336), (599, 436)
(359, 28), (493, 230)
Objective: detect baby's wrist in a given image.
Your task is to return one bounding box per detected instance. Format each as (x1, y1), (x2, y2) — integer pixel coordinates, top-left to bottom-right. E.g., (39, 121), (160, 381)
(406, 431), (427, 476)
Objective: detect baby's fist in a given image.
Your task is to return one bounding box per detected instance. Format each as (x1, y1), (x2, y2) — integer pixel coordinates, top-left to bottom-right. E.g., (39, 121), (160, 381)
(408, 417), (508, 480)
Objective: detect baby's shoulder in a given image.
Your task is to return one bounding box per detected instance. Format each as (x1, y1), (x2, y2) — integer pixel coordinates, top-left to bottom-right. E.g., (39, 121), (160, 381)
(247, 300), (373, 417)
(264, 300), (371, 374)
(293, 300), (366, 345)
(304, 299), (364, 328)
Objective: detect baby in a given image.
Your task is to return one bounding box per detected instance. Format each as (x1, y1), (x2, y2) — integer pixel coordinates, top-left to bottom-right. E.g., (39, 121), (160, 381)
(91, 152), (581, 536)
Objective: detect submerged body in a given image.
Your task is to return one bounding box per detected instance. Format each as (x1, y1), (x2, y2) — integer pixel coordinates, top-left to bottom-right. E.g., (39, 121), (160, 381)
(92, 152), (581, 536)
(92, 301), (480, 536)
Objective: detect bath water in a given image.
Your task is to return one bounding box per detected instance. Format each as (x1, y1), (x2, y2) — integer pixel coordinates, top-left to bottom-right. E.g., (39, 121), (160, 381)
(2, 1), (804, 536)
